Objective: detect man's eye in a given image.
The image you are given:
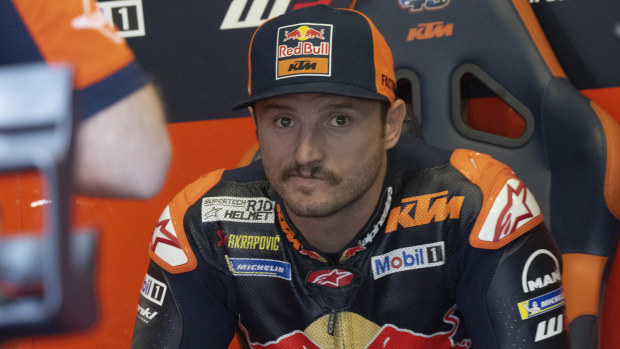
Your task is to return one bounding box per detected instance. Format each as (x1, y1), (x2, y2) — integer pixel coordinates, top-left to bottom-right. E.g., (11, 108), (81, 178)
(330, 115), (349, 126)
(276, 117), (292, 127)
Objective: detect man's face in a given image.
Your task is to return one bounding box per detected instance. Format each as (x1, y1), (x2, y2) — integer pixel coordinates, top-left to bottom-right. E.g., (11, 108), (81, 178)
(253, 93), (402, 219)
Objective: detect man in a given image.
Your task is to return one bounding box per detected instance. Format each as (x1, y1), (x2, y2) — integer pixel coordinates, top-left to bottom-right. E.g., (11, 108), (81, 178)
(1, 0), (171, 198)
(132, 6), (568, 348)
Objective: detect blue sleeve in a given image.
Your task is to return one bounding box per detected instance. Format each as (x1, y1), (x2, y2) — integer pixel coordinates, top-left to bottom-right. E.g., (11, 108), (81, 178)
(449, 224), (569, 348)
(73, 61), (147, 120)
(132, 260), (238, 348)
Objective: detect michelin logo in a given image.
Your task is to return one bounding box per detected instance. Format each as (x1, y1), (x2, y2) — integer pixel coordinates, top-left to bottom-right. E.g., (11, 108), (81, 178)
(227, 256), (291, 280)
(372, 242), (445, 279)
(518, 287), (564, 320)
(202, 196), (275, 223)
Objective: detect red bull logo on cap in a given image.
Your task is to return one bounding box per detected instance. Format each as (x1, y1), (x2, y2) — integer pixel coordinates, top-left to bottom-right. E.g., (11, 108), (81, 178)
(282, 26), (326, 41)
(276, 23), (332, 79)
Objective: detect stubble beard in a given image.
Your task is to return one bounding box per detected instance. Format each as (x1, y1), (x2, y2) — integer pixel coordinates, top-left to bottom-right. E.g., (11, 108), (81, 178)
(272, 153), (384, 219)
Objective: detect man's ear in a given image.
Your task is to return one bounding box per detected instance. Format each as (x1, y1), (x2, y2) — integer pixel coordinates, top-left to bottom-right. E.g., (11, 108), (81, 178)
(249, 106), (260, 140)
(384, 99), (406, 150)
(249, 105), (256, 120)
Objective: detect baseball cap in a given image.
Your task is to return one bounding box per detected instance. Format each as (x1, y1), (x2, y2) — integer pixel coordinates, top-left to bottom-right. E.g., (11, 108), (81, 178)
(232, 5), (396, 110)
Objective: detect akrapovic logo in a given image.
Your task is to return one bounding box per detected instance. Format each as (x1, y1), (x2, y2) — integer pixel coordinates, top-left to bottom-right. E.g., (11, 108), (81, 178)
(227, 233), (280, 251)
(276, 22), (332, 79)
(202, 196), (275, 224)
(372, 242), (445, 279)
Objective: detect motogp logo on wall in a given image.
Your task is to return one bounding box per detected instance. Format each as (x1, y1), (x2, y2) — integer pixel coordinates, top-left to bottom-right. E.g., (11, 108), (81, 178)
(399, 0), (451, 13)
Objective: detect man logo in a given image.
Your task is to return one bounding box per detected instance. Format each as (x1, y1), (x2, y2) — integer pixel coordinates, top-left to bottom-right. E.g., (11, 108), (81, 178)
(522, 249), (561, 293)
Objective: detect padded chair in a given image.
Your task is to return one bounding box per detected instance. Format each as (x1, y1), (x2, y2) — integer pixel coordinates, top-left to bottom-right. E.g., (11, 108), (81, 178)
(0, 63), (98, 341)
(352, 0), (620, 347)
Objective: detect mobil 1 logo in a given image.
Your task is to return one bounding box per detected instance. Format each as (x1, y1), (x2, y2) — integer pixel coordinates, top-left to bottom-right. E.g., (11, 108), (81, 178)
(372, 241), (445, 279)
(97, 0), (145, 37)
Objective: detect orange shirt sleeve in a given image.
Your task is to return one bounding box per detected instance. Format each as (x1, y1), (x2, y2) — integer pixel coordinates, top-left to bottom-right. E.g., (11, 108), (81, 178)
(11, 0), (135, 89)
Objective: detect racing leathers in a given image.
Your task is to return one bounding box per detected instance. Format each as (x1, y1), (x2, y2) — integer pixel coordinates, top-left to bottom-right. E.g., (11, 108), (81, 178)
(132, 137), (568, 348)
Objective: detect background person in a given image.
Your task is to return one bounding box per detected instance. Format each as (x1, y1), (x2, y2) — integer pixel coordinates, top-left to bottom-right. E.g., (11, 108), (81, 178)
(1, 0), (171, 198)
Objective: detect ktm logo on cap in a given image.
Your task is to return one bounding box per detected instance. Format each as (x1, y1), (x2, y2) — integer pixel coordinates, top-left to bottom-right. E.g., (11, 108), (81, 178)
(276, 23), (332, 79)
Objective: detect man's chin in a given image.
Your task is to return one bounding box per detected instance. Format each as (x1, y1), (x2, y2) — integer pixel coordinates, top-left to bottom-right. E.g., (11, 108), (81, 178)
(284, 199), (339, 218)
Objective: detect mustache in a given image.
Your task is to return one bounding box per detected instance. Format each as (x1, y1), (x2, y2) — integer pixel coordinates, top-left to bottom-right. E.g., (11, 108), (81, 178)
(280, 163), (341, 185)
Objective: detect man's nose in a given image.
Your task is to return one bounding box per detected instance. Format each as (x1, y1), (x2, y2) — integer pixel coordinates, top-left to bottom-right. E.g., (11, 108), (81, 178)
(294, 126), (323, 167)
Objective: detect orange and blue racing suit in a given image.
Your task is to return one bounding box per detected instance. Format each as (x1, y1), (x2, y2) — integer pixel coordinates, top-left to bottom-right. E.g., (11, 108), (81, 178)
(132, 136), (568, 348)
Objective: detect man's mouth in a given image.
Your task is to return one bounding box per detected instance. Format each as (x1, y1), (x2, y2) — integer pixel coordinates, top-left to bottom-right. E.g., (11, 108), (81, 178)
(281, 164), (340, 185)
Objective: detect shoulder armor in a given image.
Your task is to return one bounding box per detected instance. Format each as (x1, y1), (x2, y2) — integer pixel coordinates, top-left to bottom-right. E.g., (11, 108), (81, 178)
(450, 149), (543, 249)
(149, 169), (225, 273)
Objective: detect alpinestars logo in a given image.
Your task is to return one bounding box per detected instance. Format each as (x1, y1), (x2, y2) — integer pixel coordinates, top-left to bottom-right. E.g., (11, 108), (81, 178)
(306, 269), (354, 288)
(74, 0), (123, 43)
(496, 181), (535, 239)
(150, 206), (188, 267)
(477, 179), (541, 243)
